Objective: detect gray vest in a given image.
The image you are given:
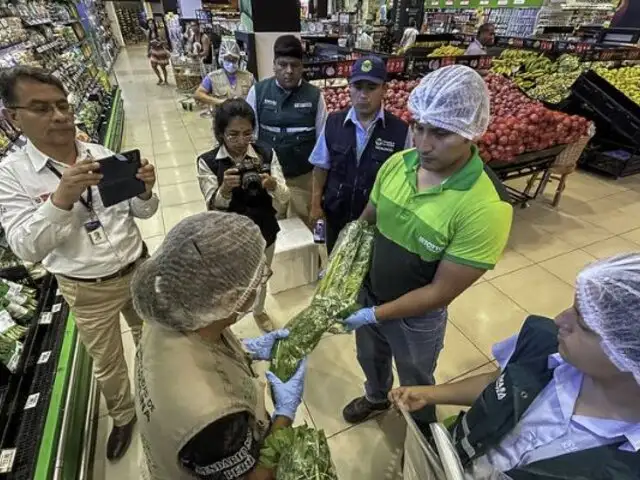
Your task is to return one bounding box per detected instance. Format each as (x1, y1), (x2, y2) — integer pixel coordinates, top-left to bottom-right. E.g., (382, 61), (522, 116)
(254, 77), (320, 178)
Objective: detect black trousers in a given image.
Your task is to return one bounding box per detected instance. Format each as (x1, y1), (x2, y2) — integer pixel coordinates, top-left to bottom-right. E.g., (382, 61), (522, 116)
(325, 216), (346, 256)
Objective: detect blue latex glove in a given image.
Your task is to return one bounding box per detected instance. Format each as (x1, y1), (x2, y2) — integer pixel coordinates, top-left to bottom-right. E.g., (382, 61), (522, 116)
(265, 359), (307, 421)
(342, 307), (377, 332)
(243, 329), (289, 361)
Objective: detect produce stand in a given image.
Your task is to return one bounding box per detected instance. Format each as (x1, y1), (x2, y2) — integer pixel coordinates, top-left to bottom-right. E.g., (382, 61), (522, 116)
(489, 145), (567, 207)
(98, 87), (124, 153)
(0, 276), (96, 480)
(569, 70), (640, 178)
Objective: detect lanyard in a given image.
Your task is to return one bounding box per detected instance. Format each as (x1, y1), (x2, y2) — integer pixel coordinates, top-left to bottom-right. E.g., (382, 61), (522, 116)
(45, 161), (93, 212)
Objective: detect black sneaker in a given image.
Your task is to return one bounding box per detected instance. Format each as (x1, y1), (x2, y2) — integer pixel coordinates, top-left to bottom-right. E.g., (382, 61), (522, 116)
(342, 396), (390, 424)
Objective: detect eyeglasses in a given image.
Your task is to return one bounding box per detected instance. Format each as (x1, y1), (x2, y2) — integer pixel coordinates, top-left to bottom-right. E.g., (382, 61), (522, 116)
(225, 132), (255, 142)
(9, 101), (74, 116)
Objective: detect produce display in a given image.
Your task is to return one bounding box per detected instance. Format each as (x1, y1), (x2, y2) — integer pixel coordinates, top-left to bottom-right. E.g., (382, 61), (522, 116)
(260, 425), (337, 480)
(322, 78), (418, 123)
(592, 65), (640, 107)
(0, 278), (38, 373)
(427, 45), (465, 57)
(270, 220), (374, 382)
(492, 49), (590, 105)
(478, 74), (590, 164)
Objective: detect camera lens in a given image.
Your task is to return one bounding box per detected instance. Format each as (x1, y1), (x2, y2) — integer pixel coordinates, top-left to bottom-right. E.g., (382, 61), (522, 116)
(242, 171), (262, 196)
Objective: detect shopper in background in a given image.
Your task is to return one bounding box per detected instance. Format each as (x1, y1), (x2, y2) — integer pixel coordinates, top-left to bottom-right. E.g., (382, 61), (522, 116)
(148, 38), (171, 85)
(340, 66), (513, 428)
(132, 211), (307, 480)
(355, 26), (375, 51)
(197, 99), (289, 332)
(391, 254), (640, 480)
(0, 66), (159, 461)
(186, 22), (213, 67)
(309, 56), (411, 254)
(379, 20), (395, 54)
(465, 23), (495, 56)
(399, 18), (420, 50)
(246, 35), (327, 226)
(194, 38), (255, 120)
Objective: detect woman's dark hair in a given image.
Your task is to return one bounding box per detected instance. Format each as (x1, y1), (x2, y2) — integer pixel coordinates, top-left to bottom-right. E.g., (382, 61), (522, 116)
(0, 66), (66, 106)
(214, 98), (256, 145)
(273, 34), (303, 60)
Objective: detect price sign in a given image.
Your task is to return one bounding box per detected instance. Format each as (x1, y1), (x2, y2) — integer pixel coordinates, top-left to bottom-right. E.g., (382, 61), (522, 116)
(445, 0), (454, 5)
(52, 302), (62, 313)
(38, 350), (51, 364)
(514, 0), (525, 3)
(440, 57), (456, 67)
(0, 449), (16, 474)
(480, 0), (490, 4)
(460, 0), (469, 5)
(386, 57), (406, 74)
(336, 60), (355, 78)
(39, 311), (52, 325)
(24, 392), (40, 410)
(479, 56), (493, 69)
(497, 0), (508, 5)
(540, 41), (554, 51)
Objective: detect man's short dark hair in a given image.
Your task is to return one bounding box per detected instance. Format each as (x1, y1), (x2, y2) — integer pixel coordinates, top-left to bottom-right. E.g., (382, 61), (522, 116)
(478, 23), (494, 36)
(0, 66), (67, 106)
(408, 18), (416, 28)
(273, 35), (303, 60)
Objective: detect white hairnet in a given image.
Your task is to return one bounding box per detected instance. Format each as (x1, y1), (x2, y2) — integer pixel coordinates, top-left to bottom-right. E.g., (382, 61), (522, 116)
(576, 253), (640, 384)
(219, 37), (241, 63)
(407, 65), (491, 140)
(131, 211), (266, 331)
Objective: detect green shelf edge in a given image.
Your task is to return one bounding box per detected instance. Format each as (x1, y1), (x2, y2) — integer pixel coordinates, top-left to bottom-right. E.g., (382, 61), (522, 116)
(33, 314), (77, 480)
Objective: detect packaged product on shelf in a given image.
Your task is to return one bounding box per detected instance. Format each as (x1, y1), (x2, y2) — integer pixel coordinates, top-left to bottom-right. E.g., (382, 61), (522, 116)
(0, 309), (28, 342)
(0, 278), (38, 309)
(0, 332), (22, 373)
(0, 297), (35, 325)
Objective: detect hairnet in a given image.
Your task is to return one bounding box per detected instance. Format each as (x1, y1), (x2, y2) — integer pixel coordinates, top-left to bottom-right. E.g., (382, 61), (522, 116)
(407, 65), (491, 140)
(219, 37), (241, 63)
(576, 253), (640, 384)
(131, 211), (266, 331)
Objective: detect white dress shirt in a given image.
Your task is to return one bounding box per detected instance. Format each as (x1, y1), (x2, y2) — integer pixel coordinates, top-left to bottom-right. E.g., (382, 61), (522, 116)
(465, 39), (487, 56)
(197, 143), (289, 213)
(0, 141), (159, 278)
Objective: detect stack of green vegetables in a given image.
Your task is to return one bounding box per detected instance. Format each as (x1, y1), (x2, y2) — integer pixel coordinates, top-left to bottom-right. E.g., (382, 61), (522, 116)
(0, 279), (38, 373)
(259, 425), (338, 480)
(270, 220), (375, 382)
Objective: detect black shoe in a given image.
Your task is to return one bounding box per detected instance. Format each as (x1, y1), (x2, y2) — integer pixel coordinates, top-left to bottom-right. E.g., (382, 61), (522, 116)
(107, 415), (137, 461)
(342, 396), (390, 424)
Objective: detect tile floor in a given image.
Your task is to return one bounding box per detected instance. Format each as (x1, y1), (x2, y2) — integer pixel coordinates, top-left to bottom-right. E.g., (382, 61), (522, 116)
(92, 47), (640, 479)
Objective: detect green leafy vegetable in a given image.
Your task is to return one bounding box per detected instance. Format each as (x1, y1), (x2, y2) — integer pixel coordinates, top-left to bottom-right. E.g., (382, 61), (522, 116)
(259, 426), (338, 479)
(270, 220), (375, 381)
(0, 309), (28, 341)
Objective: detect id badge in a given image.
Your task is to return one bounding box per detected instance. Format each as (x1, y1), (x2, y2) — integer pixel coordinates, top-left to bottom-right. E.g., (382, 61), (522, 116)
(84, 219), (107, 245)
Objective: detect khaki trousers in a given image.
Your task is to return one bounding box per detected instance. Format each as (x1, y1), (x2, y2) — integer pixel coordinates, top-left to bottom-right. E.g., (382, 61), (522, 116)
(286, 172), (312, 226)
(56, 268), (143, 426)
(253, 243), (275, 315)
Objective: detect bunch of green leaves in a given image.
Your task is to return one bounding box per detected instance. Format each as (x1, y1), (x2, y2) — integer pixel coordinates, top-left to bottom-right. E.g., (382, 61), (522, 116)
(270, 221), (375, 381)
(259, 426), (338, 480)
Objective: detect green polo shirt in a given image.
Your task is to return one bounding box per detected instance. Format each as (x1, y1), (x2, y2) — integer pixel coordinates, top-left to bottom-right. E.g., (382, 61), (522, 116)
(360, 146), (513, 305)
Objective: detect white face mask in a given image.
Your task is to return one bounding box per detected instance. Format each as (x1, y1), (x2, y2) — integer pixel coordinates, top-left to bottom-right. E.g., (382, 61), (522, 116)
(223, 60), (238, 74)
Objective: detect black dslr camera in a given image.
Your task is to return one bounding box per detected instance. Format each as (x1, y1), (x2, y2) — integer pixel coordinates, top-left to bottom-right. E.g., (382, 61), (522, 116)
(237, 162), (270, 197)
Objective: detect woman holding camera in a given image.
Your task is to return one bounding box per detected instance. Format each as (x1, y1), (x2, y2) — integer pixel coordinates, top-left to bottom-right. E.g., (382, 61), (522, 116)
(197, 98), (289, 332)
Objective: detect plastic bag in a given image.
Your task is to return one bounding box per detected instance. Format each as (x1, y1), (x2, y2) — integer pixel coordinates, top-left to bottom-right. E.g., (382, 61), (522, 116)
(270, 221), (375, 381)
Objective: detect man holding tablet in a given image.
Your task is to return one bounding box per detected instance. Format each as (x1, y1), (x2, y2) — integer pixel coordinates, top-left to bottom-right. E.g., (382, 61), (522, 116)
(0, 66), (158, 461)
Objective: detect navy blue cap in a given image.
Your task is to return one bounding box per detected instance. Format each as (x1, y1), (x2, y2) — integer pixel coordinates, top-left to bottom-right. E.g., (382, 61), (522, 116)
(350, 56), (387, 85)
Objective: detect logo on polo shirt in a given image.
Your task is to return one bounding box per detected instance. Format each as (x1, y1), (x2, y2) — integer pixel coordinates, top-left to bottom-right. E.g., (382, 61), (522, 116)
(374, 138), (396, 153)
(294, 102), (312, 108)
(418, 236), (444, 254)
(263, 99), (277, 106)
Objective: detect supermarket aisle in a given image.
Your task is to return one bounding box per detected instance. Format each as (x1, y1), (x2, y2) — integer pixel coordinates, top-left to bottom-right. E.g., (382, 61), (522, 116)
(93, 46), (640, 480)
